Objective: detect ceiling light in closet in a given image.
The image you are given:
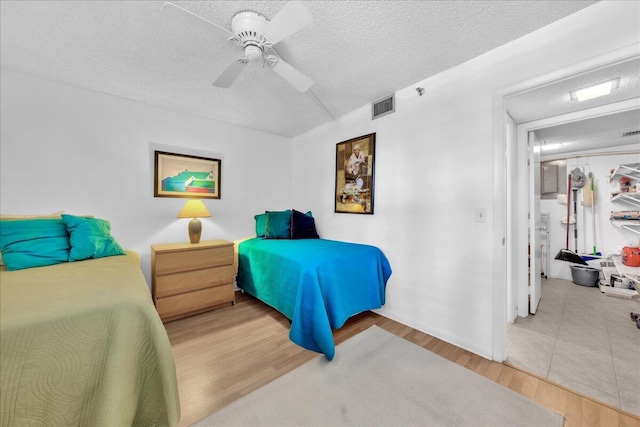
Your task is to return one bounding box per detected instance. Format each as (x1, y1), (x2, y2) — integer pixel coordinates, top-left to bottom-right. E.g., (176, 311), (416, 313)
(540, 142), (562, 151)
(569, 78), (620, 102)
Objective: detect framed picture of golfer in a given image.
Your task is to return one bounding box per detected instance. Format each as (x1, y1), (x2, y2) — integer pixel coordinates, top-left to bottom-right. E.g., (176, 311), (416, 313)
(154, 151), (221, 199)
(335, 133), (376, 214)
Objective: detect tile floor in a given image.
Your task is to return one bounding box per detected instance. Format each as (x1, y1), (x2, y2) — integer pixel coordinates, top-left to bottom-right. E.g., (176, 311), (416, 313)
(507, 277), (640, 416)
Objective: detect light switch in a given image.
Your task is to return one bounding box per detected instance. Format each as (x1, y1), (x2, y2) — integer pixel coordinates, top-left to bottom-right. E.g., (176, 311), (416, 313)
(475, 208), (487, 223)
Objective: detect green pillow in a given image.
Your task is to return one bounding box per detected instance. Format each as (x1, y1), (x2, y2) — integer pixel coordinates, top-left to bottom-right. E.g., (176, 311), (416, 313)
(0, 218), (70, 270)
(255, 213), (267, 237)
(61, 214), (126, 261)
(264, 210), (292, 239)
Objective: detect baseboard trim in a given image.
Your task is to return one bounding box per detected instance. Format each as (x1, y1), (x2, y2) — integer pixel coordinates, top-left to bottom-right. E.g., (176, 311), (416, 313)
(376, 308), (492, 360)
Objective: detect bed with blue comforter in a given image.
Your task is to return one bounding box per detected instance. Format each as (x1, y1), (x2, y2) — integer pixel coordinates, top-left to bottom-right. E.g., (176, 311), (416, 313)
(237, 238), (392, 360)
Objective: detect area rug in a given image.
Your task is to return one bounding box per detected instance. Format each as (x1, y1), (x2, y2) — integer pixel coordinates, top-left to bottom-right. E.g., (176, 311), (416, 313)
(193, 325), (564, 426)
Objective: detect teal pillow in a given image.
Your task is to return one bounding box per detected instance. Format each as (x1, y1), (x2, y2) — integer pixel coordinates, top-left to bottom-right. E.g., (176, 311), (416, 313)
(255, 213), (267, 237)
(61, 214), (126, 261)
(0, 218), (70, 270)
(264, 210), (292, 239)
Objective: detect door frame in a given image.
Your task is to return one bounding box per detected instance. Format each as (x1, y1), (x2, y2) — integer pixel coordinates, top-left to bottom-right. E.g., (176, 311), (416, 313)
(528, 130), (542, 315)
(490, 44), (639, 361)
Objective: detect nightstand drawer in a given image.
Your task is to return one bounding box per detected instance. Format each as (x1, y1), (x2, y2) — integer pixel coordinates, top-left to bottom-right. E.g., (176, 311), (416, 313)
(155, 265), (236, 298)
(151, 240), (236, 322)
(154, 245), (233, 275)
(156, 283), (234, 320)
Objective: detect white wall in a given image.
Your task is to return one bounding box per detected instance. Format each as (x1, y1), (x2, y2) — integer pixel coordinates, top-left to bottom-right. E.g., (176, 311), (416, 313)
(0, 69), (292, 284)
(542, 152), (640, 281)
(291, 2), (640, 358)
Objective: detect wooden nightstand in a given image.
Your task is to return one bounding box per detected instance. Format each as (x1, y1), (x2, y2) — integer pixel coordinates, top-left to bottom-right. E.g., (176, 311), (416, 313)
(151, 240), (236, 322)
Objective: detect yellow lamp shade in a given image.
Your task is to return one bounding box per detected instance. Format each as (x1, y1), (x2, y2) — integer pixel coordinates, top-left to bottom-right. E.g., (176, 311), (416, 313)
(178, 200), (211, 244)
(177, 200), (211, 219)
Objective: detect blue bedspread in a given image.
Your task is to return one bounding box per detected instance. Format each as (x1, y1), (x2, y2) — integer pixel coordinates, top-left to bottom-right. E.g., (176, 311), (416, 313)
(237, 238), (392, 360)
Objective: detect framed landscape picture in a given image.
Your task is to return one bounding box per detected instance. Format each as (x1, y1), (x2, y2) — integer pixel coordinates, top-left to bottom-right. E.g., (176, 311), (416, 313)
(335, 133), (375, 214)
(154, 151), (221, 199)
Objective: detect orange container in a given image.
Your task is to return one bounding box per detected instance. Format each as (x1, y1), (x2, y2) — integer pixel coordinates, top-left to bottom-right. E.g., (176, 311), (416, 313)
(622, 246), (640, 267)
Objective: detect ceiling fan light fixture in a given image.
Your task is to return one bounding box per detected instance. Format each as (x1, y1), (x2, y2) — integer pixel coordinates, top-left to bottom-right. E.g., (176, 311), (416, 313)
(569, 77), (620, 102)
(229, 11), (272, 63)
(243, 45), (263, 62)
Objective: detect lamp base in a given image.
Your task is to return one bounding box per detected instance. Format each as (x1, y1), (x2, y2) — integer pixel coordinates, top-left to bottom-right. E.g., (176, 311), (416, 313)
(188, 218), (202, 244)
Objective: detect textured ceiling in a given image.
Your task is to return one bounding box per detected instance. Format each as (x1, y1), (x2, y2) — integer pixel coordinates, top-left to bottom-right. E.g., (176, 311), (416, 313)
(507, 58), (640, 124)
(0, 0), (598, 137)
(534, 109), (640, 158)
(506, 57), (640, 158)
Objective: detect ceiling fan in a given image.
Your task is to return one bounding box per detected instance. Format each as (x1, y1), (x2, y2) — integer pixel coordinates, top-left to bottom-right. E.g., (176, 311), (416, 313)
(161, 1), (314, 92)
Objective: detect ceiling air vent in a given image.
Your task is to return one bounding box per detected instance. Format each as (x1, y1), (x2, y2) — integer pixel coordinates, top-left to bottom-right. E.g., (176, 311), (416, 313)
(371, 94), (395, 120)
(622, 130), (640, 137)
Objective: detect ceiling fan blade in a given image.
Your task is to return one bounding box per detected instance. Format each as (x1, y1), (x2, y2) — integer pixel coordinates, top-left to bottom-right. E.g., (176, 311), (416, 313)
(213, 61), (245, 88)
(264, 1), (313, 45)
(271, 58), (313, 92)
(161, 2), (233, 40)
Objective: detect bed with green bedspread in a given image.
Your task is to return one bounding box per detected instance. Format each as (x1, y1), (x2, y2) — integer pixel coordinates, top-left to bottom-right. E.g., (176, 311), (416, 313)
(0, 251), (180, 426)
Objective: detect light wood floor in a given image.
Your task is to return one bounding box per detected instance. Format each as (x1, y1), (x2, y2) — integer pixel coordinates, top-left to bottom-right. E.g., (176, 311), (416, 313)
(164, 292), (640, 427)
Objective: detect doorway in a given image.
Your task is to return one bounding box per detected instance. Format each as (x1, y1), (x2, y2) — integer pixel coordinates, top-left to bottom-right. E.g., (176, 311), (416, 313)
(515, 98), (640, 319)
(508, 108), (640, 413)
(492, 48), (640, 413)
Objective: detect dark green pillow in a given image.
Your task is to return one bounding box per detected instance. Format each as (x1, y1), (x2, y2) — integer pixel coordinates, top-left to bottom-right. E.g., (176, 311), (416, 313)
(61, 214), (126, 261)
(255, 213), (267, 237)
(0, 218), (70, 270)
(264, 210), (292, 239)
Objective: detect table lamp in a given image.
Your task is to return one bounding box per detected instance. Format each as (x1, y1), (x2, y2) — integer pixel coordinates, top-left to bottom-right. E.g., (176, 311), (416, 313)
(177, 199), (211, 244)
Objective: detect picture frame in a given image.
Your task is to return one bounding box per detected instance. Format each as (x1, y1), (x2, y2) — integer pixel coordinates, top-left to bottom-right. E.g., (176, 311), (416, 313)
(154, 151), (221, 199)
(335, 133), (376, 214)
